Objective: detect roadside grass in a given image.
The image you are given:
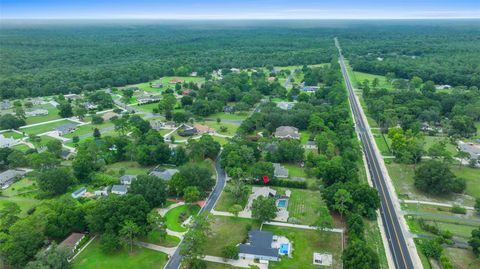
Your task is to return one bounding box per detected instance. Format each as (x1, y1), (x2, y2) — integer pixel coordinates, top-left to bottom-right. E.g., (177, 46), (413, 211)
(350, 70), (393, 91)
(25, 105), (61, 125)
(204, 216), (260, 257)
(140, 231), (180, 248)
(206, 112), (249, 121)
(201, 122), (238, 136)
(444, 247), (480, 269)
(424, 220), (475, 238)
(164, 204), (200, 232)
(263, 225), (342, 269)
(205, 262), (244, 269)
(371, 129), (391, 155)
(401, 203), (458, 217)
(71, 238), (168, 269)
(423, 136), (457, 155)
(105, 161), (151, 176)
(0, 131), (24, 139)
(414, 239), (432, 269)
(21, 119), (76, 135)
(214, 182), (252, 212)
(365, 219), (389, 269)
(0, 178), (40, 216)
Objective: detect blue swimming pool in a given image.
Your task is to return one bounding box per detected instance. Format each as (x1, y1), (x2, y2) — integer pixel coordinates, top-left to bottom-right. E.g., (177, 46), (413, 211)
(277, 199), (287, 208)
(279, 244), (289, 254)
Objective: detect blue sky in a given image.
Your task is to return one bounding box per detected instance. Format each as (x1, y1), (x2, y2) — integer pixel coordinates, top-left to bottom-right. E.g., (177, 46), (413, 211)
(1, 0), (479, 19)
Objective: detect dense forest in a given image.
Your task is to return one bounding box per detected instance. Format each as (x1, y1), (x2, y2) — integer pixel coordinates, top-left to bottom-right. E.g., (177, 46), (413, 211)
(2, 20), (479, 99)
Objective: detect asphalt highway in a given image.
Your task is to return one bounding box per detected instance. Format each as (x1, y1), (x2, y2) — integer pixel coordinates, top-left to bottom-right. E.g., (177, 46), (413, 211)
(336, 39), (414, 269)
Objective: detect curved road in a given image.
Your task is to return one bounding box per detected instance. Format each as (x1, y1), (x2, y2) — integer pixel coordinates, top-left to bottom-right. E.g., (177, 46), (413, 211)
(164, 154), (226, 269)
(336, 38), (415, 269)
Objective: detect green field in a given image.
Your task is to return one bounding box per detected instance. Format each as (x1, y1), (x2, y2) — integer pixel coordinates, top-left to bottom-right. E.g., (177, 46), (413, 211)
(203, 216), (260, 257)
(121, 76), (205, 93)
(164, 204), (200, 232)
(206, 112), (249, 121)
(212, 136), (229, 145)
(423, 136), (457, 155)
(445, 247), (480, 269)
(283, 163), (308, 178)
(386, 162), (479, 206)
(263, 225), (342, 269)
(11, 144), (31, 152)
(202, 122), (239, 136)
(136, 102), (160, 112)
(214, 182), (251, 212)
(25, 105), (61, 125)
(0, 178), (40, 216)
(0, 131), (24, 139)
(141, 231), (180, 247)
(64, 122), (114, 139)
(105, 161), (151, 176)
(348, 67), (393, 90)
(21, 119), (77, 135)
(371, 129), (391, 155)
(282, 188), (327, 226)
(72, 238), (168, 269)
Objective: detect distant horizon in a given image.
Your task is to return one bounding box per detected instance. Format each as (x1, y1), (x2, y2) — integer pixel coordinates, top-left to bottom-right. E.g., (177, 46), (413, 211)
(1, 0), (479, 20)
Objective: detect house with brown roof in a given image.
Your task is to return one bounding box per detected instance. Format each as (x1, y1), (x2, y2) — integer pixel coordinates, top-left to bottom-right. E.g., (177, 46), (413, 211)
(193, 124), (215, 134)
(101, 111), (119, 121)
(169, 79), (184, 84)
(59, 233), (85, 253)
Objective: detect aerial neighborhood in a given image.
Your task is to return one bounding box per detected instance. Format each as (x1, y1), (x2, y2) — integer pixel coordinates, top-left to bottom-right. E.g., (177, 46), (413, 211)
(0, 14), (480, 269)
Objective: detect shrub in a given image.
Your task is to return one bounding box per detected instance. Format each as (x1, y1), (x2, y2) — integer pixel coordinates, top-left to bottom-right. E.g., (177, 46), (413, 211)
(222, 245), (239, 260)
(450, 205), (467, 214)
(250, 178), (307, 189)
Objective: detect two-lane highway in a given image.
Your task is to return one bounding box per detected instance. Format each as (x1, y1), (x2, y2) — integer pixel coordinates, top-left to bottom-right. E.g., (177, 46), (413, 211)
(335, 38), (415, 269)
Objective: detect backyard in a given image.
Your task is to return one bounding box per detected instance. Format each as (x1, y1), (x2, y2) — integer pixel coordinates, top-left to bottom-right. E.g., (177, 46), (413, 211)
(263, 225), (343, 269)
(72, 238), (168, 269)
(104, 161), (151, 176)
(20, 119), (77, 135)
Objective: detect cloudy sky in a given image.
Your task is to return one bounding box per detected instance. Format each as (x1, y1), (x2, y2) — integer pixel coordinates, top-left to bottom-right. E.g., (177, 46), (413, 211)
(1, 0), (479, 19)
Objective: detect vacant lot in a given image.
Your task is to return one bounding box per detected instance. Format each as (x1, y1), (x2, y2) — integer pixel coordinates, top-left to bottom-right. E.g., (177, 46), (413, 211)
(276, 187), (326, 226)
(204, 216), (260, 257)
(263, 225), (343, 269)
(72, 238), (168, 269)
(444, 247), (480, 269)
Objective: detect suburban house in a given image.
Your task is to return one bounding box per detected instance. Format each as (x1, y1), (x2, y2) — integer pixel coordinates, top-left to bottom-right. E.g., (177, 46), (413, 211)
(120, 175), (137, 185)
(83, 102), (98, 110)
(0, 100), (11, 110)
(181, 89), (192, 95)
(238, 230), (279, 261)
(151, 83), (163, 88)
(71, 187), (87, 199)
(182, 126), (198, 136)
(55, 123), (78, 136)
(193, 124), (215, 134)
(169, 79), (184, 84)
(276, 102), (294, 110)
(101, 111), (119, 121)
(164, 121), (176, 129)
(302, 86), (319, 93)
(149, 168), (178, 181)
(230, 68), (241, 73)
(94, 186), (109, 197)
(60, 149), (75, 160)
(273, 163), (289, 178)
(246, 186), (290, 221)
(190, 71), (198, 77)
(49, 100), (60, 107)
(137, 94), (161, 104)
(25, 108), (49, 117)
(304, 140), (318, 150)
(111, 185), (128, 195)
(275, 126), (300, 139)
(458, 141), (480, 160)
(0, 134), (18, 148)
(64, 93), (82, 100)
(223, 106), (234, 113)
(0, 169), (28, 189)
(59, 233), (85, 254)
(30, 98), (47, 105)
(150, 120), (164, 131)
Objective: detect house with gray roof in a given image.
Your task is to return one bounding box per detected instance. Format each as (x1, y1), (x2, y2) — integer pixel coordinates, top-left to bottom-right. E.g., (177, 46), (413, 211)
(149, 168), (178, 181)
(273, 163), (289, 178)
(458, 141), (480, 160)
(276, 102), (294, 110)
(0, 100), (11, 110)
(238, 230), (279, 261)
(25, 108), (49, 117)
(0, 169), (27, 189)
(120, 175), (137, 185)
(274, 126), (300, 139)
(55, 123), (78, 136)
(71, 187), (86, 199)
(0, 134), (18, 148)
(111, 185), (128, 195)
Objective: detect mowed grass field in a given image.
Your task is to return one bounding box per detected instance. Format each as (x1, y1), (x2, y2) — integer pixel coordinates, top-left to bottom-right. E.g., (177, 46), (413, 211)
(263, 225), (343, 269)
(203, 216), (260, 257)
(274, 187), (328, 226)
(214, 182), (252, 212)
(0, 131), (24, 139)
(105, 161), (151, 176)
(25, 105), (61, 125)
(0, 178), (40, 216)
(72, 238), (168, 269)
(20, 119), (77, 135)
(121, 76), (205, 93)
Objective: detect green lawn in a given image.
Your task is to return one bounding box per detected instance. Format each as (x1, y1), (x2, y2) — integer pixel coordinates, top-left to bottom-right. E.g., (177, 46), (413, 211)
(282, 188), (327, 226)
(64, 122), (114, 139)
(204, 216), (260, 257)
(202, 122), (239, 136)
(423, 136), (457, 155)
(214, 183), (252, 212)
(371, 129), (391, 155)
(350, 70), (393, 90)
(0, 131), (24, 139)
(121, 76), (205, 93)
(206, 112), (249, 121)
(263, 225), (343, 269)
(282, 163), (307, 178)
(105, 161), (151, 176)
(140, 231), (180, 247)
(30, 135), (62, 149)
(0, 178), (40, 216)
(136, 102), (160, 113)
(25, 105), (61, 125)
(212, 136), (230, 145)
(164, 204), (200, 232)
(205, 261), (245, 269)
(21, 119), (77, 135)
(72, 238), (168, 269)
(300, 131), (312, 145)
(386, 162), (479, 206)
(11, 144), (31, 152)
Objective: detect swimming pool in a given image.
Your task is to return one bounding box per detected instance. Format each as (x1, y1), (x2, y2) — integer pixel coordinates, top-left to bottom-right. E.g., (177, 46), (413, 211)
(277, 199), (287, 208)
(279, 243), (289, 255)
